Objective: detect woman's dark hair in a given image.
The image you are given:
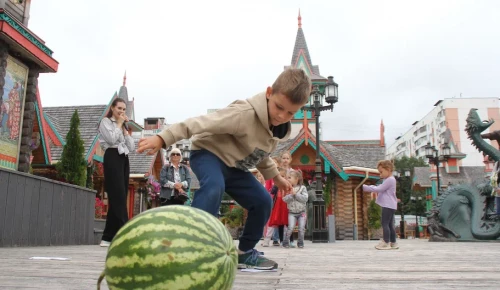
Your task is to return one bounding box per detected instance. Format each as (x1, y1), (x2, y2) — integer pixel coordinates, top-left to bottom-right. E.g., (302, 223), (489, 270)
(98, 97), (127, 128)
(106, 98), (127, 118)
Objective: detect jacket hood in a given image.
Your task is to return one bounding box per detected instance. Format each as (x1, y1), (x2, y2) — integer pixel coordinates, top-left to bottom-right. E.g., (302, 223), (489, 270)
(247, 92), (291, 140)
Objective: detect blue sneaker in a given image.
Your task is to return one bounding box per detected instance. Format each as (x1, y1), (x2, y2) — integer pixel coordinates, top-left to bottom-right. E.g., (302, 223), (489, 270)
(237, 249), (278, 270)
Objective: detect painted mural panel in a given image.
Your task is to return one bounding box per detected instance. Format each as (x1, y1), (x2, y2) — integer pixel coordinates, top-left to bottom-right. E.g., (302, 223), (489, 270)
(0, 55), (28, 170)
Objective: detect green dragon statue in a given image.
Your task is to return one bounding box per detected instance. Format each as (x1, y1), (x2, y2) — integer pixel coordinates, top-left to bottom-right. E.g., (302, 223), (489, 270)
(427, 108), (500, 241)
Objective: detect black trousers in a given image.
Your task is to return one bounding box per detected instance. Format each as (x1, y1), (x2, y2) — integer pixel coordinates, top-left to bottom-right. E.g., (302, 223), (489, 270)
(102, 148), (130, 242)
(160, 197), (185, 206)
(278, 225), (294, 242)
(381, 207), (396, 243)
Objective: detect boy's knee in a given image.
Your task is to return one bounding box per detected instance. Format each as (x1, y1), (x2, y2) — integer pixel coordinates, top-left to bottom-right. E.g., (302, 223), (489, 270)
(260, 192), (273, 212)
(200, 178), (225, 201)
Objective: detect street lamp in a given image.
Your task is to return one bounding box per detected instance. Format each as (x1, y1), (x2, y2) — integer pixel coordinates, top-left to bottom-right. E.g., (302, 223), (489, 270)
(410, 196), (423, 238)
(424, 141), (450, 196)
(393, 169), (410, 238)
(166, 146), (172, 162)
(137, 184), (148, 213)
(182, 145), (190, 164)
(302, 76), (339, 243)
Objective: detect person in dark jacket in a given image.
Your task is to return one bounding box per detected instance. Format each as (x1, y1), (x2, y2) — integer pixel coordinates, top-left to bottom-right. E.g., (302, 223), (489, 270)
(160, 147), (192, 205)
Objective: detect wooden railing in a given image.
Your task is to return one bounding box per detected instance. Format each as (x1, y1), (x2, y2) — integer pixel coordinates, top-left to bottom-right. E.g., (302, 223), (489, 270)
(0, 168), (96, 247)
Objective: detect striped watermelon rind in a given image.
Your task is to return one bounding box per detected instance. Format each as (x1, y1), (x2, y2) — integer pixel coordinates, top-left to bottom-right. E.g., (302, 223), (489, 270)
(97, 205), (238, 290)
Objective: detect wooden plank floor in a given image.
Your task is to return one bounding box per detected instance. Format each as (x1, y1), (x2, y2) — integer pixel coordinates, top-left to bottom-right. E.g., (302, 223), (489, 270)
(0, 239), (499, 289)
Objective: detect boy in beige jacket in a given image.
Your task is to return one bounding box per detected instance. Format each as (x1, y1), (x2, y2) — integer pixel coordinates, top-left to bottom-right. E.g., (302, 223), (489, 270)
(137, 68), (311, 270)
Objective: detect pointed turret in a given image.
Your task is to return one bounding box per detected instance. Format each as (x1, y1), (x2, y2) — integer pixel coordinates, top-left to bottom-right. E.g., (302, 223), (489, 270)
(118, 71), (135, 121)
(291, 10), (313, 69)
(287, 10), (323, 78)
(380, 119), (385, 147)
(118, 71), (128, 100)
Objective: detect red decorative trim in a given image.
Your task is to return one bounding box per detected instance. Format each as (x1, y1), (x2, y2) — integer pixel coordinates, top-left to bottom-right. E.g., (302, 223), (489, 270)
(289, 133), (305, 151)
(128, 185), (135, 219)
(284, 128), (344, 173)
(35, 88), (53, 163)
(87, 142), (98, 163)
(293, 49), (314, 74)
(343, 169), (380, 178)
(0, 153), (16, 163)
(0, 22), (58, 72)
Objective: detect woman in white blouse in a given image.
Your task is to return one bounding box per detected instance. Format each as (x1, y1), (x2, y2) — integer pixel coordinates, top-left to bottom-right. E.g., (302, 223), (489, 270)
(97, 98), (135, 247)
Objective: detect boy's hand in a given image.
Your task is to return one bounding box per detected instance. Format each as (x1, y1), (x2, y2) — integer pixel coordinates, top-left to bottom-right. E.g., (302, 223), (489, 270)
(137, 136), (165, 155)
(273, 175), (292, 194)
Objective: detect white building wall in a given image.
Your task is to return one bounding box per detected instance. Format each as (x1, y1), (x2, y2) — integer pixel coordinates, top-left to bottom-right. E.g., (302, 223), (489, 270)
(386, 98), (500, 166)
(290, 122), (316, 139)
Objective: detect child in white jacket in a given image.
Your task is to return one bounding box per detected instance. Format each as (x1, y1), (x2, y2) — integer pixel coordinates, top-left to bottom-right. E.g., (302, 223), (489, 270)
(282, 170), (308, 248)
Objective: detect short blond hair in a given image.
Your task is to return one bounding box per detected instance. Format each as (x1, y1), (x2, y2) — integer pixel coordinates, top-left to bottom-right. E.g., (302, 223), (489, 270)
(272, 68), (312, 104)
(377, 160), (394, 172)
(288, 169), (304, 186)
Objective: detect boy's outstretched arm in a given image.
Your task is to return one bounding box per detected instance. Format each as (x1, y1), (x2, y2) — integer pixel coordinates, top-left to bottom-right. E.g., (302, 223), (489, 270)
(256, 157), (280, 181)
(256, 157), (291, 193)
(273, 175), (292, 194)
(137, 104), (243, 155)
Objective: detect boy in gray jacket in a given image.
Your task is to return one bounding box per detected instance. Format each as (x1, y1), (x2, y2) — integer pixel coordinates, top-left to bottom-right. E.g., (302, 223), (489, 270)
(282, 170), (308, 248)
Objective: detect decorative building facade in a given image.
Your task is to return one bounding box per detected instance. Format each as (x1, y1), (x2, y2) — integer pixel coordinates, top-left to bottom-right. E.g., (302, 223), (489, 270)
(270, 12), (386, 240)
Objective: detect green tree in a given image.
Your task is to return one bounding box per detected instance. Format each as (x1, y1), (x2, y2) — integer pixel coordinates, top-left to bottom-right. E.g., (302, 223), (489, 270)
(367, 199), (382, 238)
(56, 110), (87, 187)
(393, 156), (428, 217)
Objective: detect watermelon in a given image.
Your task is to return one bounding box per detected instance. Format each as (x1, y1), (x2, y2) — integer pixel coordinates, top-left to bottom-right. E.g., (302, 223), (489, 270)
(97, 205), (238, 290)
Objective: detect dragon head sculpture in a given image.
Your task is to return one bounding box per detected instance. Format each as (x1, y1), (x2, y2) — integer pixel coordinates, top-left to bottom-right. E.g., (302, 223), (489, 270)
(465, 108), (494, 136)
(465, 108), (500, 162)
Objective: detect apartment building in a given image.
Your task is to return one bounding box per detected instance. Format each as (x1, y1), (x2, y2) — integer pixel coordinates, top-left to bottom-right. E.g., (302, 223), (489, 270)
(386, 98), (500, 166)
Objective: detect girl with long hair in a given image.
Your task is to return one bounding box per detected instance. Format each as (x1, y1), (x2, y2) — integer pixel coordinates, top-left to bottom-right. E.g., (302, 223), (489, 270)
(97, 98), (135, 247)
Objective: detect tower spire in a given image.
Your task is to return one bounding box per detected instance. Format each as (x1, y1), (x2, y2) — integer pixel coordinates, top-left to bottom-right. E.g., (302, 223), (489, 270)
(298, 9), (302, 28)
(123, 71), (127, 86)
(380, 119), (385, 147)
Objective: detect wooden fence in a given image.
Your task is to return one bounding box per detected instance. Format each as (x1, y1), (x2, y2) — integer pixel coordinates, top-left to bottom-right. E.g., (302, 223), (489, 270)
(0, 168), (96, 247)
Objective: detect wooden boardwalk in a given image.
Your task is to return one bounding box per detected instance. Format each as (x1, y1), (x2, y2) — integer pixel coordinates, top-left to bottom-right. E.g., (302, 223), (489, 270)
(0, 239), (499, 289)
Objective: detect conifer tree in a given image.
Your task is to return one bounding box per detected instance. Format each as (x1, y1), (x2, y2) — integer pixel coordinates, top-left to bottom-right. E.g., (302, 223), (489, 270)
(56, 110), (86, 187)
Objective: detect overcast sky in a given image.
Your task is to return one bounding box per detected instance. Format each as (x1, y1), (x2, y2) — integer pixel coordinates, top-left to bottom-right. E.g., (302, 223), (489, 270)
(29, 0), (500, 145)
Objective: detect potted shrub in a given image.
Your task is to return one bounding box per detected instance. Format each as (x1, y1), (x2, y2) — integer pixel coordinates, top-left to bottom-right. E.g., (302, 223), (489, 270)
(220, 205), (245, 239)
(367, 199), (382, 240)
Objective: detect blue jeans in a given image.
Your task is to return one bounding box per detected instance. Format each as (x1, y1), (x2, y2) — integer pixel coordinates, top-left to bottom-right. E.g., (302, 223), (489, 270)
(190, 149), (273, 252)
(272, 226), (279, 242)
(283, 212), (306, 246)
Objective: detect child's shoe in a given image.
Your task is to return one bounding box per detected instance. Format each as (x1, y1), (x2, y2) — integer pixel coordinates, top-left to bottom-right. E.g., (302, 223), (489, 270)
(289, 241), (296, 248)
(375, 241), (391, 250)
(374, 239), (385, 249)
(262, 238), (270, 247)
(272, 240), (280, 246)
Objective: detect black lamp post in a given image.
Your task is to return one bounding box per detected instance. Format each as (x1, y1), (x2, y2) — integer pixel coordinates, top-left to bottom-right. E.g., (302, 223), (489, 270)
(302, 76), (338, 243)
(166, 146), (172, 162)
(182, 145), (190, 164)
(410, 196), (423, 238)
(424, 141), (451, 197)
(138, 185), (148, 213)
(393, 169), (410, 239)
